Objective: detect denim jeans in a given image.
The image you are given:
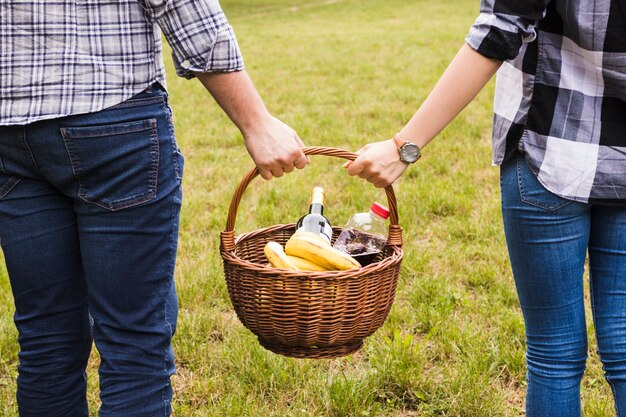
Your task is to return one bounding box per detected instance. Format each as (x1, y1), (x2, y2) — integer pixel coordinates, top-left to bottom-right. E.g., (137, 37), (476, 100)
(501, 154), (626, 417)
(0, 85), (183, 416)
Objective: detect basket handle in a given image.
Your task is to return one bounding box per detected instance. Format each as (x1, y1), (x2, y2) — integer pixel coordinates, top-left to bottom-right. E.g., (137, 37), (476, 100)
(221, 146), (403, 251)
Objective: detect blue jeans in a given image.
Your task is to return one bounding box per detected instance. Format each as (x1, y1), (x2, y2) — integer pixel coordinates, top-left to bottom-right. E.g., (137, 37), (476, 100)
(501, 154), (626, 417)
(0, 85), (183, 416)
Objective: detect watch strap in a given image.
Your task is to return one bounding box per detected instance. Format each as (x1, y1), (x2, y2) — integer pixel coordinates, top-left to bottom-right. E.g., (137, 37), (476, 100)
(392, 133), (406, 149)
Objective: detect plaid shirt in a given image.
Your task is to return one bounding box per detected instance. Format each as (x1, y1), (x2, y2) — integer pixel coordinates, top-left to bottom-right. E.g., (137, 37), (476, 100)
(466, 0), (626, 204)
(0, 0), (244, 126)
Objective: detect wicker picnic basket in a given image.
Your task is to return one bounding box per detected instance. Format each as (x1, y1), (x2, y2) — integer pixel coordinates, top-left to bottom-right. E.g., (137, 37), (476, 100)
(220, 147), (403, 359)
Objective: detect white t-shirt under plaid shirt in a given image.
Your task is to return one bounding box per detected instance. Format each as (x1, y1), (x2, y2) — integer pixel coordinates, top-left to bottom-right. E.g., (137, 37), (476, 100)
(465, 0), (626, 204)
(0, 0), (244, 126)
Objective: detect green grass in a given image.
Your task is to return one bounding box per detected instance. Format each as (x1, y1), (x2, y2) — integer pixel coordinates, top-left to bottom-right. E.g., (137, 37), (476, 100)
(0, 0), (615, 415)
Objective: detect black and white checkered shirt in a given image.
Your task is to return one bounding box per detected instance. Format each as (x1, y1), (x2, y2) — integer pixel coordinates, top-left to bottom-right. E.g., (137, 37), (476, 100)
(466, 0), (626, 204)
(0, 0), (244, 126)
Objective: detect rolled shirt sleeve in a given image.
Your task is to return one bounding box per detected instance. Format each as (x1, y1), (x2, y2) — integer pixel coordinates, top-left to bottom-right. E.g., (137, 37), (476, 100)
(465, 0), (551, 61)
(140, 0), (244, 78)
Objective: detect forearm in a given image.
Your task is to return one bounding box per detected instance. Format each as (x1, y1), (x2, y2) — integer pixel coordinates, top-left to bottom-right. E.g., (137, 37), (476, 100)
(194, 70), (308, 179)
(399, 43), (502, 147)
(194, 70), (270, 136)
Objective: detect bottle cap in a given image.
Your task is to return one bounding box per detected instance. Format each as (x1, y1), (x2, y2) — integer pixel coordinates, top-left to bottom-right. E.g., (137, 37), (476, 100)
(370, 202), (390, 219)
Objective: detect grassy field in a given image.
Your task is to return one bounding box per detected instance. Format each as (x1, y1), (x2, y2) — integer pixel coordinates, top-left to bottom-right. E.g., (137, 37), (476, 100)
(0, 0), (616, 416)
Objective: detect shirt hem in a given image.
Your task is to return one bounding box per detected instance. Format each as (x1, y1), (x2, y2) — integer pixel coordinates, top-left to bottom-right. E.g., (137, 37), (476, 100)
(0, 79), (167, 126)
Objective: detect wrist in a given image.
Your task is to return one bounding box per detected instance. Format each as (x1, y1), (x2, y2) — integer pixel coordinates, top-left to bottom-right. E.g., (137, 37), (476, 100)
(239, 110), (273, 138)
(397, 130), (427, 148)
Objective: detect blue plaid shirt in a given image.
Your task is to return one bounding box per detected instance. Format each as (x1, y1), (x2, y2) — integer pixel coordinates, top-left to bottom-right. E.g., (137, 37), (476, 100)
(466, 0), (626, 204)
(0, 0), (244, 126)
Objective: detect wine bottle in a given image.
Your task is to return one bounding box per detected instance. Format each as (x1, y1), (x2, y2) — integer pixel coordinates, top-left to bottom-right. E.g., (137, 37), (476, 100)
(296, 186), (333, 244)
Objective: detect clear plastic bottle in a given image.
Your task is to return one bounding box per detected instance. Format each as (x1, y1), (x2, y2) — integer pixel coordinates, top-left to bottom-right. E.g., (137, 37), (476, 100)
(332, 202), (390, 266)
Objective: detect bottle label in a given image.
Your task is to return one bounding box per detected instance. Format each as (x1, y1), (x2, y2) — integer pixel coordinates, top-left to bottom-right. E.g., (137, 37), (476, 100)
(333, 228), (386, 266)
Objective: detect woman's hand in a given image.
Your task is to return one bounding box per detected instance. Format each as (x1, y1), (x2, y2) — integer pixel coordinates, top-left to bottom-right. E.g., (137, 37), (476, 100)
(344, 139), (410, 188)
(342, 45), (502, 188)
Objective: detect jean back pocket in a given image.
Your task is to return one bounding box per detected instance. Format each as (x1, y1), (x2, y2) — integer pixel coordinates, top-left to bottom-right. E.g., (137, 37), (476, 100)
(517, 156), (573, 211)
(60, 119), (159, 211)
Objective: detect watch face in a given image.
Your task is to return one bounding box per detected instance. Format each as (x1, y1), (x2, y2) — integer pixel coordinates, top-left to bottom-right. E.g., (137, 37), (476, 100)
(400, 143), (420, 163)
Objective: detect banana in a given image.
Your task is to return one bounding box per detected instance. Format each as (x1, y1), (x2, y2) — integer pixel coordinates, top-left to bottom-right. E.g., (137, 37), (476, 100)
(286, 255), (328, 271)
(264, 241), (299, 270)
(285, 234), (360, 271)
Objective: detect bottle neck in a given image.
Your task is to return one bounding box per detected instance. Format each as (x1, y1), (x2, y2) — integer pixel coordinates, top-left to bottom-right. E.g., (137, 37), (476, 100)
(309, 202), (324, 215)
(309, 187), (325, 215)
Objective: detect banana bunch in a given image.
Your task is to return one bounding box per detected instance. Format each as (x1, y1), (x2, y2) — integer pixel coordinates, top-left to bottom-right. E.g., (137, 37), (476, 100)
(263, 241), (327, 271)
(263, 231), (360, 271)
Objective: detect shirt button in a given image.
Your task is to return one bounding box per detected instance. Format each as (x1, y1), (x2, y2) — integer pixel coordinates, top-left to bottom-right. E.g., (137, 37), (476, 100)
(182, 59), (190, 67)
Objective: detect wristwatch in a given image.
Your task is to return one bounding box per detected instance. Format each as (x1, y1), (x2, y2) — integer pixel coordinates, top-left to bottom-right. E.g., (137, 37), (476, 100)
(392, 134), (421, 164)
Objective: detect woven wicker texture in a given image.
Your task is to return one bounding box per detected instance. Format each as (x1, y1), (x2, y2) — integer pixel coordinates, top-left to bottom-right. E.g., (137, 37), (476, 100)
(220, 147), (403, 359)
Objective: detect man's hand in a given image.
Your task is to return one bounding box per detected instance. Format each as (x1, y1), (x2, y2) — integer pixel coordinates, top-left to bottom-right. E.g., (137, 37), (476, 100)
(194, 70), (309, 179)
(243, 114), (309, 179)
(344, 139), (409, 188)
